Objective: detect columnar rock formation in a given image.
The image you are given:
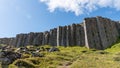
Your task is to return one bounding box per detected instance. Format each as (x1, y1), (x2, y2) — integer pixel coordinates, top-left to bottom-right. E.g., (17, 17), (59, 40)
(0, 38), (15, 46)
(0, 16), (120, 50)
(84, 16), (119, 49)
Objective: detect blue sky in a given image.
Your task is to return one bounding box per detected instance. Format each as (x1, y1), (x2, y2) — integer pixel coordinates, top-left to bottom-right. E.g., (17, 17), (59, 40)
(0, 0), (120, 37)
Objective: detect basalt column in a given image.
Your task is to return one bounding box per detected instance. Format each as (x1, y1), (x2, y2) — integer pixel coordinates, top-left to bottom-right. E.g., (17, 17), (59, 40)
(14, 34), (26, 47)
(49, 28), (57, 46)
(8, 38), (15, 46)
(33, 32), (43, 46)
(61, 26), (67, 46)
(76, 24), (85, 46)
(84, 16), (119, 49)
(110, 21), (119, 42)
(0, 38), (15, 46)
(80, 24), (85, 46)
(70, 24), (77, 46)
(57, 26), (62, 46)
(115, 21), (120, 36)
(22, 34), (28, 46)
(42, 31), (50, 45)
(25, 32), (35, 45)
(33, 33), (40, 46)
(14, 34), (20, 47)
(84, 17), (104, 49)
(96, 17), (119, 48)
(66, 25), (71, 46)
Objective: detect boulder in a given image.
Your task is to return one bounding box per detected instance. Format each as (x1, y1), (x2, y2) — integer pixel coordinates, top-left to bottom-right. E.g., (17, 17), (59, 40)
(40, 47), (45, 51)
(0, 51), (21, 65)
(45, 48), (50, 51)
(16, 47), (29, 53)
(49, 47), (60, 52)
(31, 52), (44, 57)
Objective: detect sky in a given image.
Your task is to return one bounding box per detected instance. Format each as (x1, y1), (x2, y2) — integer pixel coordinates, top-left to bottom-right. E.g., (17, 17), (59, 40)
(0, 0), (120, 38)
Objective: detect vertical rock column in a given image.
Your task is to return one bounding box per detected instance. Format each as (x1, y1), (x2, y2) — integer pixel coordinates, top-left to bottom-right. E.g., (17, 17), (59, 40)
(96, 17), (119, 48)
(76, 24), (81, 46)
(115, 21), (120, 36)
(0, 38), (15, 46)
(14, 34), (25, 47)
(8, 38), (15, 47)
(70, 24), (77, 46)
(33, 33), (40, 46)
(25, 32), (35, 45)
(61, 26), (67, 46)
(49, 28), (57, 46)
(111, 21), (120, 42)
(66, 25), (71, 46)
(42, 31), (50, 45)
(22, 34), (28, 47)
(33, 32), (43, 46)
(76, 24), (85, 46)
(57, 26), (62, 46)
(84, 16), (119, 50)
(57, 24), (85, 47)
(80, 23), (85, 46)
(84, 17), (103, 49)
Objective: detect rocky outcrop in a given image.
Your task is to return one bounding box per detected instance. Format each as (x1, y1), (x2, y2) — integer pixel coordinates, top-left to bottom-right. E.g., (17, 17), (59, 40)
(0, 38), (15, 46)
(84, 16), (119, 49)
(0, 51), (21, 65)
(0, 16), (120, 50)
(56, 24), (85, 47)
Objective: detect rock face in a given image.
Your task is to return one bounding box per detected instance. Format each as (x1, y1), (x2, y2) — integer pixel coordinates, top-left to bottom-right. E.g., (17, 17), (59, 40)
(56, 24), (85, 47)
(84, 16), (119, 49)
(0, 16), (120, 50)
(49, 28), (57, 46)
(0, 38), (15, 46)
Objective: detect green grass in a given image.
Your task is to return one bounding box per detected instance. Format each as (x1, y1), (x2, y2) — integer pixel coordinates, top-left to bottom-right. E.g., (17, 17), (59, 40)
(105, 43), (120, 53)
(7, 41), (120, 68)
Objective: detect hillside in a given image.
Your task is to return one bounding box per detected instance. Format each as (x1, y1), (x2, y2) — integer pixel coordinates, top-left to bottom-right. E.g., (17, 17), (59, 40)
(0, 41), (118, 68)
(0, 16), (120, 68)
(1, 0), (120, 68)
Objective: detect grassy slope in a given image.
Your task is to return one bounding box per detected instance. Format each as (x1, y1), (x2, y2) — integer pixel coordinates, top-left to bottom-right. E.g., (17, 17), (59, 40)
(8, 42), (120, 68)
(70, 42), (120, 68)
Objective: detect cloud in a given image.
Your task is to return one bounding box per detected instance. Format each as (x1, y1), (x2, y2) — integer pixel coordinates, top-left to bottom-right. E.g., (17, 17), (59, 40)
(40, 0), (120, 16)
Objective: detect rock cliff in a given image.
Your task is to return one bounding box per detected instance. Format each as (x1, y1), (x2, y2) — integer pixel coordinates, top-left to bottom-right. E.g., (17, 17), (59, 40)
(0, 16), (120, 50)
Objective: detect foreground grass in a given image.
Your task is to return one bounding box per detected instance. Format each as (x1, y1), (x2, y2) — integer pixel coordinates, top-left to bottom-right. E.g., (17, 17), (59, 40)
(8, 43), (120, 68)
(71, 42), (120, 68)
(9, 46), (89, 68)
(70, 51), (120, 68)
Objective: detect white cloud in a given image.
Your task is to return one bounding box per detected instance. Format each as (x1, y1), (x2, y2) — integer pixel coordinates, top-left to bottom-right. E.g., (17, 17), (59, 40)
(40, 0), (120, 16)
(114, 0), (120, 10)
